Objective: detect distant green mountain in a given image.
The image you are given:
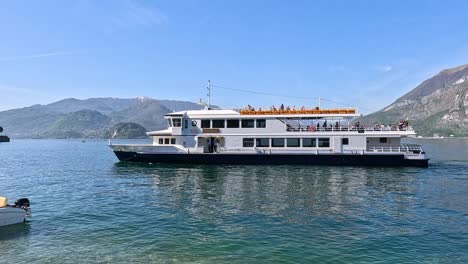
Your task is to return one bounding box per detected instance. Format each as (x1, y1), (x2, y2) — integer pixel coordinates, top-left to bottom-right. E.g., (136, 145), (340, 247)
(362, 64), (468, 137)
(0, 97), (204, 138)
(109, 99), (172, 131)
(44, 109), (112, 138)
(106, 122), (147, 139)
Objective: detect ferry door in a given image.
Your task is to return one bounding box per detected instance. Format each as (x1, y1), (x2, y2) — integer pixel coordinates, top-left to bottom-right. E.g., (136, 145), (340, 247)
(199, 136), (223, 153)
(198, 137), (214, 153)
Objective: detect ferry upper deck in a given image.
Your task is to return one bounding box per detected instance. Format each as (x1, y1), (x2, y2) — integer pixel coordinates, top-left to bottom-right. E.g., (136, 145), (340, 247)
(159, 107), (414, 136)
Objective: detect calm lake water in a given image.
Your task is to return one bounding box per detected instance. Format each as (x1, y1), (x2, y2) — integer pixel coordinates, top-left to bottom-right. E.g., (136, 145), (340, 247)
(0, 139), (467, 263)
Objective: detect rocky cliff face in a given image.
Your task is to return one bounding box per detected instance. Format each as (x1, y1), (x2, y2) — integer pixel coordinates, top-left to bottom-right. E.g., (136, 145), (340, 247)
(363, 64), (468, 137)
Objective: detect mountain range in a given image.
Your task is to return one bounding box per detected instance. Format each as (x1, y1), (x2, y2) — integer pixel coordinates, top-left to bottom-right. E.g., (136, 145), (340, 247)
(1, 63), (468, 138)
(362, 64), (468, 137)
(0, 97), (205, 138)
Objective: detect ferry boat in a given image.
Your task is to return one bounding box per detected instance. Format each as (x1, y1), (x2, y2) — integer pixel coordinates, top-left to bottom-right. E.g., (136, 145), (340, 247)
(109, 91), (429, 167)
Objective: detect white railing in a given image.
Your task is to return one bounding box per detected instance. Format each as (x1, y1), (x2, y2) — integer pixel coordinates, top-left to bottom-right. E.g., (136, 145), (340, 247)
(110, 144), (187, 153)
(366, 144), (423, 153)
(286, 126), (414, 133)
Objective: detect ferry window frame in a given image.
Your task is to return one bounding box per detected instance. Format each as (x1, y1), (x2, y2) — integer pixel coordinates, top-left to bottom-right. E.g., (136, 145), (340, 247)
(158, 138), (163, 144)
(164, 138), (170, 144)
(191, 120), (197, 127)
(256, 119), (266, 128)
(342, 138), (349, 145)
(184, 119), (188, 129)
(241, 119), (255, 128)
(201, 119), (211, 128)
(172, 118), (182, 127)
(167, 119), (172, 127)
(318, 138), (330, 148)
(302, 138), (316, 147)
(212, 119), (225, 128)
(379, 137), (388, 143)
(272, 138), (285, 147)
(243, 138), (254, 147)
(227, 119), (240, 128)
(171, 138), (176, 144)
(287, 138), (300, 147)
(256, 138), (270, 147)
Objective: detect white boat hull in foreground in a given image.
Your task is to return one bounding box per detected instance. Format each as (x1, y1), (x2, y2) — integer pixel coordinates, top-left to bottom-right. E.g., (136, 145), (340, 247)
(0, 197), (31, 227)
(0, 207), (30, 227)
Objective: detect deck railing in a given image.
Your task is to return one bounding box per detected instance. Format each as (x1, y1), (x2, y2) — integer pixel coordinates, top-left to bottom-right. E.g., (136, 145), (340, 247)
(286, 126), (414, 133)
(239, 108), (356, 115)
(367, 144), (423, 153)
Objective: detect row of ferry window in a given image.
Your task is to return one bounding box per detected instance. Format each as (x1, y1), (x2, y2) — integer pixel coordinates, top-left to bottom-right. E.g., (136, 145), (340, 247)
(169, 118), (267, 129)
(158, 138), (176, 145)
(242, 138), (336, 148)
(200, 119), (266, 129)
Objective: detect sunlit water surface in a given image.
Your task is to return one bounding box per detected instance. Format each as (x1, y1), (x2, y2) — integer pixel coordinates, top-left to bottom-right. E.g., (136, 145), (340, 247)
(0, 138), (467, 263)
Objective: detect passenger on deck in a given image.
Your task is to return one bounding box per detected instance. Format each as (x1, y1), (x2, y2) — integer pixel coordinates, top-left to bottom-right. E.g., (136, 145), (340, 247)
(286, 106), (291, 111)
(214, 138), (220, 153)
(207, 138), (212, 153)
(335, 122), (339, 128)
(398, 119), (404, 130)
(280, 104), (284, 111)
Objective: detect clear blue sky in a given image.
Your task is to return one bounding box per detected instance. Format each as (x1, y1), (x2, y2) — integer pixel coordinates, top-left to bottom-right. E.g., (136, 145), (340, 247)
(1, 0), (468, 113)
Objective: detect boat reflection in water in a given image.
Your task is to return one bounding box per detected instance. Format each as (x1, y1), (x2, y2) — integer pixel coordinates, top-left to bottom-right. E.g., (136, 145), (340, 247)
(110, 161), (466, 262)
(0, 222), (31, 241)
(112, 163), (419, 224)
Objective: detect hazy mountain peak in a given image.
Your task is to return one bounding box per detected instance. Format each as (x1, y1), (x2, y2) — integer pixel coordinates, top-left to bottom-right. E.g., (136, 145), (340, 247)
(136, 96), (154, 102)
(396, 63), (468, 102)
(438, 64), (468, 75)
(363, 63), (468, 137)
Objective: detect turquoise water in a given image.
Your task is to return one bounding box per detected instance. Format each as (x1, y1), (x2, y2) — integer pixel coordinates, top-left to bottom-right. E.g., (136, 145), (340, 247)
(0, 139), (467, 263)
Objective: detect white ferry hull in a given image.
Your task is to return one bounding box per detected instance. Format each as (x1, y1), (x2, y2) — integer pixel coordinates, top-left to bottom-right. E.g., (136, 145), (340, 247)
(113, 151), (429, 167)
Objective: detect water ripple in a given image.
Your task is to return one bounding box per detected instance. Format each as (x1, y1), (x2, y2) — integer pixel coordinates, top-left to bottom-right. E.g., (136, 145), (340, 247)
(0, 139), (467, 263)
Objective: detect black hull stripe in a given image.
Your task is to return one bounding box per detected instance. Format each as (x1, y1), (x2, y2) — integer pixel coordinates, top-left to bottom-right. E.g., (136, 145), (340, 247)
(113, 151), (429, 167)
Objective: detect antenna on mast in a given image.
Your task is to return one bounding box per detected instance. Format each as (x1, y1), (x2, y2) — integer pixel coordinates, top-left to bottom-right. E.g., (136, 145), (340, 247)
(207, 80), (211, 109)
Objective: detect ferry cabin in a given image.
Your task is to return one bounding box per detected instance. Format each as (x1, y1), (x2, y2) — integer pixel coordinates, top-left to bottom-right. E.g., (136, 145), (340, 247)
(147, 109), (414, 154)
